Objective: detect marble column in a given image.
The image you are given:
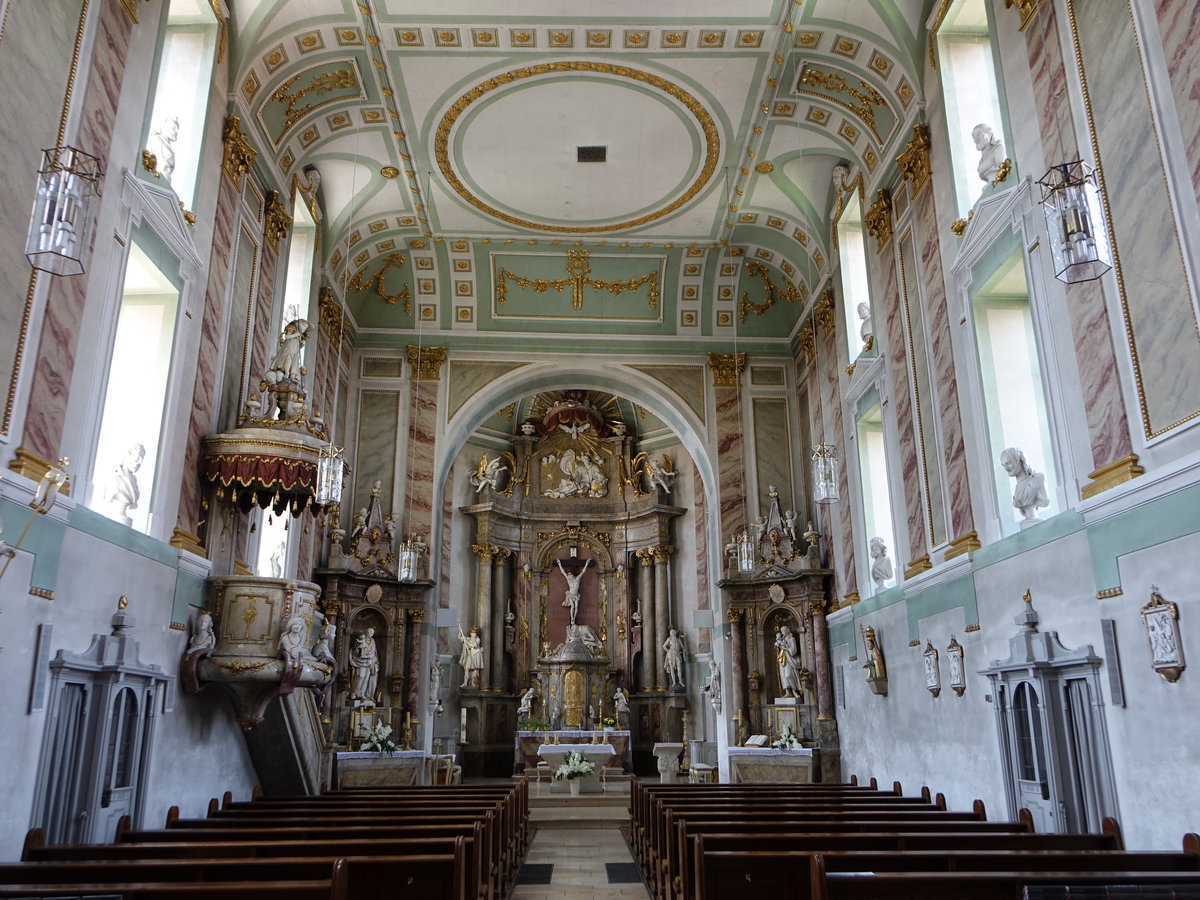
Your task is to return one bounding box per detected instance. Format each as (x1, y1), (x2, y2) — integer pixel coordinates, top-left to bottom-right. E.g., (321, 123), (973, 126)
(637, 549), (656, 690)
(491, 548), (511, 690)
(653, 544), (673, 689)
(471, 544), (495, 685)
(406, 608), (424, 723)
(810, 597), (834, 721)
(727, 608), (746, 733)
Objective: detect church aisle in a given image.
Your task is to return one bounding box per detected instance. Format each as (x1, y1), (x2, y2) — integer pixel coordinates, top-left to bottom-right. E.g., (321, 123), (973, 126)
(511, 806), (649, 899)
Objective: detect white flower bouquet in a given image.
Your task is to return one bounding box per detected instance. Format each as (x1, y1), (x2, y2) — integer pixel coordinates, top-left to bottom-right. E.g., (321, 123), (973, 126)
(771, 725), (802, 750)
(360, 721), (400, 753)
(553, 751), (596, 781)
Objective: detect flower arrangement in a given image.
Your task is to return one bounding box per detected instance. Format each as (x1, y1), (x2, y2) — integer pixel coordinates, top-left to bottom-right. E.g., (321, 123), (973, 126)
(359, 721), (400, 754)
(601, 715), (617, 729)
(553, 751), (596, 781)
(771, 725), (802, 751)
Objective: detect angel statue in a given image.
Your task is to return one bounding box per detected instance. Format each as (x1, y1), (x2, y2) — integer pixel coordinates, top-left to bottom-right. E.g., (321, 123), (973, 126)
(645, 454), (677, 496)
(469, 453), (507, 494)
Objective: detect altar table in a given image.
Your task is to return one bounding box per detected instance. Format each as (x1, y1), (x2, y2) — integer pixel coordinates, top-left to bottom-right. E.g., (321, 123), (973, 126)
(537, 743), (615, 794)
(727, 746), (818, 783)
(335, 750), (430, 787)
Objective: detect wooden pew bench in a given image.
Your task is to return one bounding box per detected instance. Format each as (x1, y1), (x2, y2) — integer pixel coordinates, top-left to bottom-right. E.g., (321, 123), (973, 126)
(698, 848), (1200, 900)
(22, 832), (472, 900)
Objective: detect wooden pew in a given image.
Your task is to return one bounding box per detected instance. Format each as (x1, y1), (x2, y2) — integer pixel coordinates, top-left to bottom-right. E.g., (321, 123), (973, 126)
(698, 847), (1200, 900)
(117, 819), (499, 900)
(22, 831), (471, 900)
(0, 857), (348, 899)
(810, 853), (1200, 900)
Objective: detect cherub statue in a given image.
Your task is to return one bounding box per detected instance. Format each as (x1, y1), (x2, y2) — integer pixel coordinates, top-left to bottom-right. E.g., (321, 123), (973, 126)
(469, 453), (507, 494)
(645, 454), (677, 495)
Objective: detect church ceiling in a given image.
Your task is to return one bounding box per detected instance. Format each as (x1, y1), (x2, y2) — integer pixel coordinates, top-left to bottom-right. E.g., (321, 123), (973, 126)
(226, 0), (931, 349)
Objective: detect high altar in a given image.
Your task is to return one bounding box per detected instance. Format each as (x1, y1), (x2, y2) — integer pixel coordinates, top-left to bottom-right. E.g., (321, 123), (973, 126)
(456, 393), (690, 776)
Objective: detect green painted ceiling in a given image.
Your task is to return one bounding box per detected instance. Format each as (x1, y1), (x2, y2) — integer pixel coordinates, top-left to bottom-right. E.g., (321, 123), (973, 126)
(227, 0), (934, 354)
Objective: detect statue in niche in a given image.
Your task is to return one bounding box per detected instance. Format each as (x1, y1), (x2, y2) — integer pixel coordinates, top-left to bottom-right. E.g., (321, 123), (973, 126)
(774, 625), (804, 698)
(972, 123), (1007, 184)
(869, 537), (893, 592)
(457, 623), (484, 689)
(645, 454), (677, 496)
(428, 661), (442, 713)
(154, 115), (179, 180)
(662, 628), (686, 689)
(861, 625), (887, 681)
(613, 688), (629, 717)
(1000, 447), (1049, 525)
(469, 453), (507, 495)
(349, 627), (380, 706)
(556, 558), (591, 626)
(105, 442), (146, 526)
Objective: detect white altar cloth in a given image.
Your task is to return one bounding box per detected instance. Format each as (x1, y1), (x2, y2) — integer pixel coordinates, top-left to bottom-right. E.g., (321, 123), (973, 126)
(727, 746), (817, 783)
(537, 743), (615, 794)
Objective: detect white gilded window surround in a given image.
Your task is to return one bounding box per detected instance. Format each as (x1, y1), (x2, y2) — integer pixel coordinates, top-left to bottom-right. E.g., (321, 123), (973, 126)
(61, 170), (203, 541)
(949, 179), (1087, 544)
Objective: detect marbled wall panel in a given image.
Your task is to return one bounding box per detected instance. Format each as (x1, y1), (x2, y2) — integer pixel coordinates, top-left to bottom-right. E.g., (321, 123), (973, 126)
(179, 175), (240, 534)
(913, 189), (973, 538)
(1155, 0), (1200, 213)
(447, 361), (529, 421)
(248, 241), (280, 393)
(1024, 2), (1133, 468)
(714, 385), (746, 542)
(403, 380), (438, 541)
(752, 398), (794, 507)
(820, 329), (856, 595)
(874, 243), (926, 564)
(20, 0), (130, 455)
(353, 390), (399, 512)
(1073, 0), (1200, 438)
(216, 225), (256, 432)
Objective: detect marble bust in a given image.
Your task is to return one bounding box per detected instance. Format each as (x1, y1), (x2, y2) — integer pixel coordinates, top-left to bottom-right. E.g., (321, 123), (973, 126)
(1000, 447), (1049, 525)
(869, 537), (893, 591)
(972, 123), (1006, 184)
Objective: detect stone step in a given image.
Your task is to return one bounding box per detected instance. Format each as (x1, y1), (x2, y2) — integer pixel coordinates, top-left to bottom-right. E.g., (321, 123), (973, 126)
(530, 792), (629, 809)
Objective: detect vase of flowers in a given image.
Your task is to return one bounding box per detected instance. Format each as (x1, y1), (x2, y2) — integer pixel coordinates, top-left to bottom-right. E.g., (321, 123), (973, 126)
(771, 725), (801, 751)
(360, 721), (400, 754)
(601, 715), (617, 731)
(554, 750), (595, 796)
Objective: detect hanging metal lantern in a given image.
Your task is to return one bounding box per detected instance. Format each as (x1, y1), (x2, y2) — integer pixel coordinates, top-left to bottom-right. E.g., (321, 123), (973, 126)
(26, 146), (103, 276)
(314, 444), (345, 508)
(398, 534), (427, 583)
(1037, 161), (1112, 284)
(812, 443), (839, 504)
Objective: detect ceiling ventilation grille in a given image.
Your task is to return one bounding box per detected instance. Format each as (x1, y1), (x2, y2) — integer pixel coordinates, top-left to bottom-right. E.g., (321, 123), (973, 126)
(577, 145), (607, 163)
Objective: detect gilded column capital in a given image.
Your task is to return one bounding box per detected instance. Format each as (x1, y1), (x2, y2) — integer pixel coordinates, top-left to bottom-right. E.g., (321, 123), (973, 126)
(896, 124), (931, 193)
(651, 544), (674, 563)
(726, 607), (745, 623)
(471, 543), (499, 563)
(707, 352), (746, 388)
(814, 289), (836, 335)
(318, 286), (345, 351)
(221, 116), (257, 191)
(808, 595), (830, 617)
(634, 547), (655, 564)
(408, 345), (447, 381)
(864, 188), (894, 253)
(408, 607), (425, 623)
(492, 547), (513, 562)
(263, 190), (292, 252)
(797, 321), (816, 364)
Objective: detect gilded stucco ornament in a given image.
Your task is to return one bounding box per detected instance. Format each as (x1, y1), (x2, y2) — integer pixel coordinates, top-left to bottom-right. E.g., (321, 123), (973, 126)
(813, 289), (836, 335)
(707, 352), (746, 387)
(221, 116), (257, 190)
(738, 260), (805, 322)
(263, 190), (292, 252)
(895, 124), (932, 192)
(863, 188), (893, 252)
(407, 345), (447, 381)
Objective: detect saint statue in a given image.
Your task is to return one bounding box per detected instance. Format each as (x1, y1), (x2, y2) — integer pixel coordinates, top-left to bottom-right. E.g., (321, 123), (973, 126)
(517, 686), (536, 720)
(555, 558), (591, 626)
(265, 318), (311, 386)
(705, 658), (722, 714)
(862, 625), (886, 681)
(646, 454), (677, 495)
(662, 628), (686, 689)
(349, 627), (380, 706)
(774, 625), (804, 697)
(458, 623), (483, 689)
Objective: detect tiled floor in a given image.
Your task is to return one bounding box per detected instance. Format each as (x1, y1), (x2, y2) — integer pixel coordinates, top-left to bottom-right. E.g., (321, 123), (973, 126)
(511, 824), (651, 899)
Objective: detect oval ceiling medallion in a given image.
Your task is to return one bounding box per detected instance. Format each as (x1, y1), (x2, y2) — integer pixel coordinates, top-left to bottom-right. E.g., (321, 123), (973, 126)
(434, 61), (721, 233)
